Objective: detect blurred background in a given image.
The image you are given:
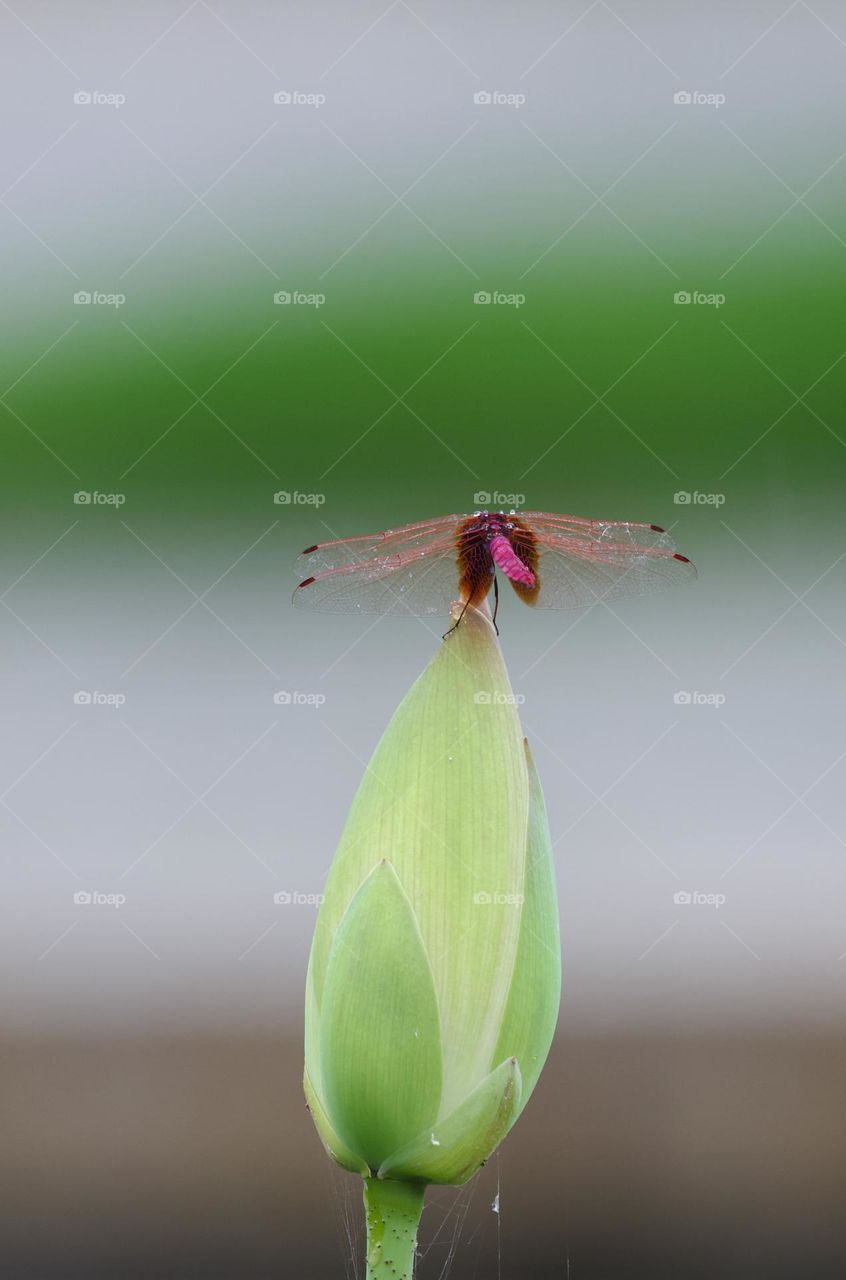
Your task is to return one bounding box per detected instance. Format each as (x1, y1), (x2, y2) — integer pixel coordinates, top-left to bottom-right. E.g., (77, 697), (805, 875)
(1, 1), (845, 1276)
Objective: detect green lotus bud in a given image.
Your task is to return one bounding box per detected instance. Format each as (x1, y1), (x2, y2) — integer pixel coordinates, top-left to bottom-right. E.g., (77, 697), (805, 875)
(304, 604), (561, 1278)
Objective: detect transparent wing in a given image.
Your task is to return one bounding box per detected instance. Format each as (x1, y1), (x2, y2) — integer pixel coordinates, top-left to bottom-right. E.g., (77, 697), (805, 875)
(520, 511), (675, 552)
(521, 516), (696, 610)
(296, 514), (464, 576)
(293, 534), (464, 616)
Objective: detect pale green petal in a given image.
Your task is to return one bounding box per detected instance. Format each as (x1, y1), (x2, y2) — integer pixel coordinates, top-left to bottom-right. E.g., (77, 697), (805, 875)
(309, 605), (529, 1115)
(377, 1057), (522, 1186)
(303, 1067), (369, 1175)
(303, 954), (320, 1096)
(320, 861), (443, 1170)
(490, 741), (561, 1119)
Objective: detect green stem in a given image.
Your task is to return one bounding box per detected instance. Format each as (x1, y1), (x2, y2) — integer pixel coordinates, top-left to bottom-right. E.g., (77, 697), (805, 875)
(363, 1176), (426, 1280)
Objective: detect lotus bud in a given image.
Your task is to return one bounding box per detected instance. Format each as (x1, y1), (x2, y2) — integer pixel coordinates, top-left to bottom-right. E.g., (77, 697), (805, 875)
(304, 603), (561, 1278)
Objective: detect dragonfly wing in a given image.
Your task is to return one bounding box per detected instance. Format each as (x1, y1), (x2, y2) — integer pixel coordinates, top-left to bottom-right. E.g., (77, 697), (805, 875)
(293, 535), (464, 616)
(521, 519), (696, 610)
(296, 514), (463, 576)
(520, 512), (676, 552)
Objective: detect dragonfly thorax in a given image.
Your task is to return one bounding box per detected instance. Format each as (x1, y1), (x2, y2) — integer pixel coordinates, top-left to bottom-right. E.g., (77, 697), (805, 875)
(467, 511), (520, 540)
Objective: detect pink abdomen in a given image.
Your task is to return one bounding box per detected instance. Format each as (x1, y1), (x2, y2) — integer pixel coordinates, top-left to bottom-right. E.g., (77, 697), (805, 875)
(490, 535), (536, 587)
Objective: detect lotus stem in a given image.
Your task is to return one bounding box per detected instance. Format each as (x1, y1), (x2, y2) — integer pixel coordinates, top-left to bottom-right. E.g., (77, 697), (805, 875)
(363, 1177), (425, 1280)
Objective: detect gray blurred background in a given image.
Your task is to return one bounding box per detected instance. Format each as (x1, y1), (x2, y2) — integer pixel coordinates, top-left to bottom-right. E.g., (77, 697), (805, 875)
(1, 1), (845, 1276)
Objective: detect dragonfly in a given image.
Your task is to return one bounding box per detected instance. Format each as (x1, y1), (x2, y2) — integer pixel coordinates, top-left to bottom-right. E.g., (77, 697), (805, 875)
(293, 509), (696, 630)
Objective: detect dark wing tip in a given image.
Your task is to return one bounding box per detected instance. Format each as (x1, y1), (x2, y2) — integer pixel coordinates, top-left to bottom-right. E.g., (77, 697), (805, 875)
(297, 576), (316, 588)
(301, 544), (319, 555)
(673, 554), (690, 564)
(651, 524), (666, 533)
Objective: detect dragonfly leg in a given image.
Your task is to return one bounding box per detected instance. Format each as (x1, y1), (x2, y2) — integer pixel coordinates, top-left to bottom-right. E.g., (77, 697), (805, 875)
(442, 596), (472, 640)
(491, 575), (500, 634)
